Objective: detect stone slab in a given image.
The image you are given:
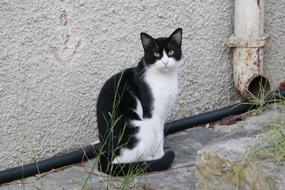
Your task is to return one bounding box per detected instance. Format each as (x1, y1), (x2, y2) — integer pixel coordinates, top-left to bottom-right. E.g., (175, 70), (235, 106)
(0, 127), (225, 190)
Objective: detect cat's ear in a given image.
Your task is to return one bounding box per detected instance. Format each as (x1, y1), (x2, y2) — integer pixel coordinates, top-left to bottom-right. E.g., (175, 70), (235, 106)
(169, 28), (182, 48)
(140, 32), (157, 50)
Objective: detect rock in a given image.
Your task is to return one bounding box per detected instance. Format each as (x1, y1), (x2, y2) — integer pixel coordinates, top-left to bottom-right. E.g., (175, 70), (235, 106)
(196, 104), (285, 190)
(196, 137), (285, 190)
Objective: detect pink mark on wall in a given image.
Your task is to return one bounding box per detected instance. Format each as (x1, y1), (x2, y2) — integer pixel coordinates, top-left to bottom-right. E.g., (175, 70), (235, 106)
(59, 10), (68, 26)
(257, 0), (260, 8)
(50, 0), (82, 64)
(62, 32), (70, 45)
(49, 41), (81, 64)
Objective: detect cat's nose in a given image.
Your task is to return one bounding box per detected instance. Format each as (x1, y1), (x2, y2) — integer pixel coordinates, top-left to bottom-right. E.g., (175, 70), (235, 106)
(162, 60), (169, 66)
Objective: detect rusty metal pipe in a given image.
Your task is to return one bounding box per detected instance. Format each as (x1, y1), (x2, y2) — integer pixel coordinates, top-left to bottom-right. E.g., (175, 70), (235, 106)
(228, 0), (271, 99)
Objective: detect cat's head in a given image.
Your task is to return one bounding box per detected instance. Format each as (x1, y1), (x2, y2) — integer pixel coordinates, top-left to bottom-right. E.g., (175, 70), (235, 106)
(140, 28), (182, 72)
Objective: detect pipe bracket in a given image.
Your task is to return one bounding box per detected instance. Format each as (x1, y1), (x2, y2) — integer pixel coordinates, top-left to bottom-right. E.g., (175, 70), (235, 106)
(227, 34), (271, 48)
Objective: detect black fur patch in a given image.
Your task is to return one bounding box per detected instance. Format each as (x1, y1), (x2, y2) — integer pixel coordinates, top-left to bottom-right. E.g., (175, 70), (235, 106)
(96, 67), (153, 158)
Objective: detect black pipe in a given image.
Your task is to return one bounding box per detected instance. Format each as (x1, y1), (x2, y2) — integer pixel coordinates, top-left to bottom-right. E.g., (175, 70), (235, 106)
(165, 89), (285, 135)
(0, 144), (100, 185)
(0, 89), (284, 185)
(164, 103), (255, 135)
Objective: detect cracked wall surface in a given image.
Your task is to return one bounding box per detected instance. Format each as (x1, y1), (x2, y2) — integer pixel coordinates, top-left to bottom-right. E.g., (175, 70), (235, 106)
(0, 0), (284, 170)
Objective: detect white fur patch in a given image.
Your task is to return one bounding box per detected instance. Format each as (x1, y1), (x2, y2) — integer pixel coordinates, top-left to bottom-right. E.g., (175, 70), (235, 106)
(112, 51), (179, 164)
(134, 97), (143, 120)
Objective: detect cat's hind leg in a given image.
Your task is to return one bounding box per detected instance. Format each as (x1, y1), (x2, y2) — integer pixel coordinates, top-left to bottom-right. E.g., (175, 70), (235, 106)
(98, 150), (175, 176)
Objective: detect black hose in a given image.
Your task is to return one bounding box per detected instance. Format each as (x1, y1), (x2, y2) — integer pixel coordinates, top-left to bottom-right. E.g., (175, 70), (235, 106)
(165, 89), (285, 135)
(164, 103), (255, 135)
(0, 89), (284, 185)
(0, 144), (100, 184)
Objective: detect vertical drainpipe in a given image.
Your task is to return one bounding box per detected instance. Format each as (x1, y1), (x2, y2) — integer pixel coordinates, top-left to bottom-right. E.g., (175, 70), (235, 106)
(228, 0), (271, 99)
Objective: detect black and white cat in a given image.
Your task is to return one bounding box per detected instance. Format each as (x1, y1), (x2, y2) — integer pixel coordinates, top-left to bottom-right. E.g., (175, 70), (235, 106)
(96, 28), (182, 176)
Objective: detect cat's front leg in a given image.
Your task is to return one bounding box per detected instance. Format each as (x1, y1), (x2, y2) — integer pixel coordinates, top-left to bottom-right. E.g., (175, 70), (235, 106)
(151, 138), (165, 160)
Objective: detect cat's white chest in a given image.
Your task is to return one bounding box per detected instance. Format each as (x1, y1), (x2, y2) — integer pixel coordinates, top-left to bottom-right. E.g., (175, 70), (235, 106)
(145, 69), (178, 120)
(112, 69), (178, 164)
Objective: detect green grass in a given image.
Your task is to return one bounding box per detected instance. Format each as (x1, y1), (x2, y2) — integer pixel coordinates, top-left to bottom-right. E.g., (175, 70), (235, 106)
(245, 87), (285, 164)
(224, 122), (285, 188)
(248, 122), (285, 165)
(248, 85), (285, 109)
(222, 88), (285, 188)
(247, 88), (285, 164)
(77, 71), (151, 190)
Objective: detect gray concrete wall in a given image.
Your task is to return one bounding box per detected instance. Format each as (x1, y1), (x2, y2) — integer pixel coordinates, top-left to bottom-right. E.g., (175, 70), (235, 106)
(0, 0), (284, 170)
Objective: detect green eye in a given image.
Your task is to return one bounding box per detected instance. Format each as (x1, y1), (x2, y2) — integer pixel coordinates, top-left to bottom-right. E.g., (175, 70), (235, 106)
(154, 52), (160, 57)
(168, 50), (174, 56)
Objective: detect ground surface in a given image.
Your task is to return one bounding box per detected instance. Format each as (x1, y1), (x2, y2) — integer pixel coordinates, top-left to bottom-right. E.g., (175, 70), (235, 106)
(0, 104), (284, 190)
(0, 128), (225, 190)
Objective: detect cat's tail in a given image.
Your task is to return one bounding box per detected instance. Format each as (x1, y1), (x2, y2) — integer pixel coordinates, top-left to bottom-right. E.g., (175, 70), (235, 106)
(98, 150), (175, 176)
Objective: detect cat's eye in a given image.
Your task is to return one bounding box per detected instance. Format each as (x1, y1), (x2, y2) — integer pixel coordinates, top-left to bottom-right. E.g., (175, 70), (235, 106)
(168, 50), (174, 56)
(154, 52), (160, 58)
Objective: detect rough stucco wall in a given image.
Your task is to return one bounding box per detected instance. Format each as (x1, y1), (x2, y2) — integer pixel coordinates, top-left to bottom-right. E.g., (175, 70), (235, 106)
(264, 1), (285, 86)
(0, 0), (284, 170)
